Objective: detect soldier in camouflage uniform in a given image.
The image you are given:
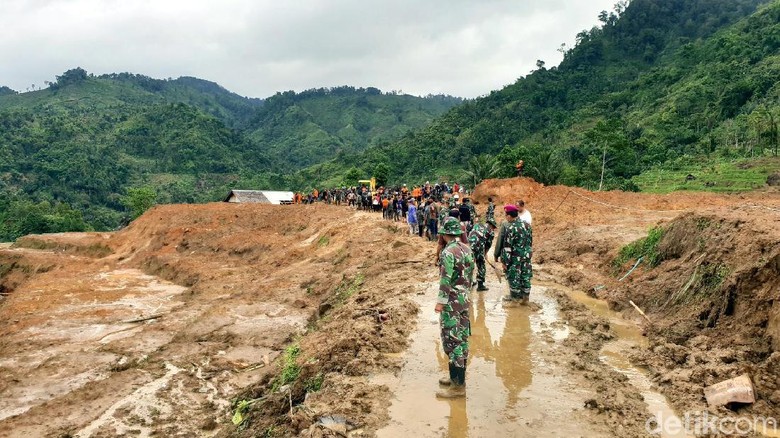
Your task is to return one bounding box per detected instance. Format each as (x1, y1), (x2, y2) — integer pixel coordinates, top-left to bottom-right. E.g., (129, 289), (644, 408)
(468, 217), (497, 291)
(485, 197), (496, 251)
(438, 194), (451, 225)
(485, 197), (495, 222)
(496, 204), (533, 304)
(435, 217), (475, 398)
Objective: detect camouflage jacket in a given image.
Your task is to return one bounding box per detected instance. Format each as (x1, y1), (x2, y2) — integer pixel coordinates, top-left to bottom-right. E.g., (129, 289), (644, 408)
(468, 223), (489, 256)
(486, 202), (495, 221)
(439, 202), (451, 224)
(438, 241), (475, 313)
(468, 204), (477, 222)
(500, 219), (533, 266)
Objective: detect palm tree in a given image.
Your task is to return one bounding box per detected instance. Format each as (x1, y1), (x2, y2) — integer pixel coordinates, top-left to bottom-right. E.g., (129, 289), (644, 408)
(464, 154), (501, 187)
(527, 148), (562, 185)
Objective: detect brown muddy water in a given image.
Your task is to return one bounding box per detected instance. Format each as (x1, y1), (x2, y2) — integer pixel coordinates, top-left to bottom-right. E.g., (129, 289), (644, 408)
(376, 272), (687, 438)
(560, 284), (689, 438)
(377, 277), (608, 438)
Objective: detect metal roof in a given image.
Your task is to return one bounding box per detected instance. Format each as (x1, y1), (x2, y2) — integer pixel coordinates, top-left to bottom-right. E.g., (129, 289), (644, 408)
(223, 190), (294, 204)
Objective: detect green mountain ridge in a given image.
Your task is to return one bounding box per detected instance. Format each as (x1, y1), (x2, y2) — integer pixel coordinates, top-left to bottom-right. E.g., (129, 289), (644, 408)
(247, 87), (462, 171)
(0, 70), (461, 240)
(298, 0), (779, 190)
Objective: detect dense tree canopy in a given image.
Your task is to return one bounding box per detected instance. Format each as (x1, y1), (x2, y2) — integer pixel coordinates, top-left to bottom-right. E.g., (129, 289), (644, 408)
(300, 0), (778, 189)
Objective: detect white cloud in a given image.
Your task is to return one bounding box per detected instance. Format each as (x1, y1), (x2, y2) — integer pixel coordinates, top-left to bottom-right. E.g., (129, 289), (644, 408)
(0, 0), (616, 97)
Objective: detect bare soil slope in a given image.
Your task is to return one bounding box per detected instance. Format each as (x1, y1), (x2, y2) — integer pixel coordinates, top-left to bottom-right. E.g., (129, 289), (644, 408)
(0, 204), (429, 437)
(1, 178), (779, 437)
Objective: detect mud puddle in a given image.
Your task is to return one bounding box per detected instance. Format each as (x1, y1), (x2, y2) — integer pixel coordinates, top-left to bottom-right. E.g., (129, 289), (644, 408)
(376, 275), (608, 437)
(554, 283), (689, 438)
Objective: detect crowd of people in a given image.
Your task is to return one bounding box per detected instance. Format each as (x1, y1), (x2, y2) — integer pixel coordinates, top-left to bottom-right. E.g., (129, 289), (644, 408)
(293, 179), (533, 400)
(292, 181), (470, 210)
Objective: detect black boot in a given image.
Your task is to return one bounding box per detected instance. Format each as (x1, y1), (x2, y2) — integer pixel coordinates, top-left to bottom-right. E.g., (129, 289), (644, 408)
(477, 282), (488, 291)
(439, 363), (456, 386)
(459, 360), (467, 385)
(436, 363), (466, 398)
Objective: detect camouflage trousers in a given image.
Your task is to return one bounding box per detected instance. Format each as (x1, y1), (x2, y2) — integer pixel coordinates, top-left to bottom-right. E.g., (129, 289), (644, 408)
(474, 253), (486, 284)
(440, 309), (470, 368)
(506, 259), (532, 299)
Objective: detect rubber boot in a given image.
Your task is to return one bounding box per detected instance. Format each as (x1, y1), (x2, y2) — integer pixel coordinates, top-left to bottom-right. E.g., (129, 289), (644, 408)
(477, 282), (488, 292)
(436, 364), (466, 398)
(438, 363), (455, 386)
(521, 288), (531, 305)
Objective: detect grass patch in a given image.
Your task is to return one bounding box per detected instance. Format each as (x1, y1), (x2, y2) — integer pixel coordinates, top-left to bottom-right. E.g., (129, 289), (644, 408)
(317, 236), (329, 247)
(667, 263), (731, 307)
(272, 343), (301, 392)
(614, 226), (665, 269)
(699, 263), (730, 293)
(334, 274), (364, 304)
(632, 156), (780, 194)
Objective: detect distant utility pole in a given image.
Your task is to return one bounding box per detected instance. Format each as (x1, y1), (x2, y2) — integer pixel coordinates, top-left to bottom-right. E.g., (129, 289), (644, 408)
(599, 144), (607, 191)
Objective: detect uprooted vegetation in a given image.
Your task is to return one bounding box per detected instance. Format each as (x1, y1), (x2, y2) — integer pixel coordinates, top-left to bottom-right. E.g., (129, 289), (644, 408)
(612, 225), (665, 270)
(601, 209), (780, 417)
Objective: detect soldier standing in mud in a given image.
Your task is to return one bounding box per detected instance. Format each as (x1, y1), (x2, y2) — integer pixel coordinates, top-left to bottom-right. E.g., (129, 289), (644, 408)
(435, 217), (475, 398)
(468, 217), (497, 292)
(496, 205), (533, 304)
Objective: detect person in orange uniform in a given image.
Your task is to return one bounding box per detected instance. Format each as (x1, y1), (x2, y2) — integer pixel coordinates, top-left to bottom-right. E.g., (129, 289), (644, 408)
(515, 160), (524, 177)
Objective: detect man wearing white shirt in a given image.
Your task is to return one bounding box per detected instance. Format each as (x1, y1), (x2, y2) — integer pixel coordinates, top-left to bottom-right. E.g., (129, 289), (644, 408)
(517, 200), (532, 225)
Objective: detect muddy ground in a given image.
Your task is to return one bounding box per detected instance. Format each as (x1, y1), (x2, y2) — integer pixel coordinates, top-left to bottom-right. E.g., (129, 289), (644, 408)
(0, 178), (779, 437)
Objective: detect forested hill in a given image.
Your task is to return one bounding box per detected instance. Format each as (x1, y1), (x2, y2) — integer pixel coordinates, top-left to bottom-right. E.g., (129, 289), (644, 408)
(0, 69), (461, 240)
(0, 70), (263, 128)
(300, 0), (779, 189)
(247, 88), (462, 171)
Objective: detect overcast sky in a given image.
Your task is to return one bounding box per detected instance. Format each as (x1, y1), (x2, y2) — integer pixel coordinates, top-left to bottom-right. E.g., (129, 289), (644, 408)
(1, 0), (616, 99)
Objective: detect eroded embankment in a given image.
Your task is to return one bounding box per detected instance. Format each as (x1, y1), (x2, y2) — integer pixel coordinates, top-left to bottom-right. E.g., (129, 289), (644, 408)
(475, 177), (780, 433)
(602, 209), (780, 421)
(0, 204), (429, 437)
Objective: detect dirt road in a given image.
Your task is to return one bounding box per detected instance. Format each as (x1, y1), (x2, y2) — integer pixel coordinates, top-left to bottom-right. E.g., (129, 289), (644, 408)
(377, 279), (609, 437)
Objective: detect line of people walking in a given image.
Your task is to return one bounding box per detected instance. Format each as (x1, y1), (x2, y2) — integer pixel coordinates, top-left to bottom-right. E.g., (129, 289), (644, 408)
(294, 181), (534, 400)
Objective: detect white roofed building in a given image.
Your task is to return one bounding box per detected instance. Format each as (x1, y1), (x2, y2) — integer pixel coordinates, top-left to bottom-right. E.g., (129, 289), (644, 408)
(223, 190), (294, 205)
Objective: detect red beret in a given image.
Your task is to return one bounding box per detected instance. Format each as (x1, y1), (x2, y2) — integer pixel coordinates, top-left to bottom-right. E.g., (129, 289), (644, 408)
(504, 204), (518, 213)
